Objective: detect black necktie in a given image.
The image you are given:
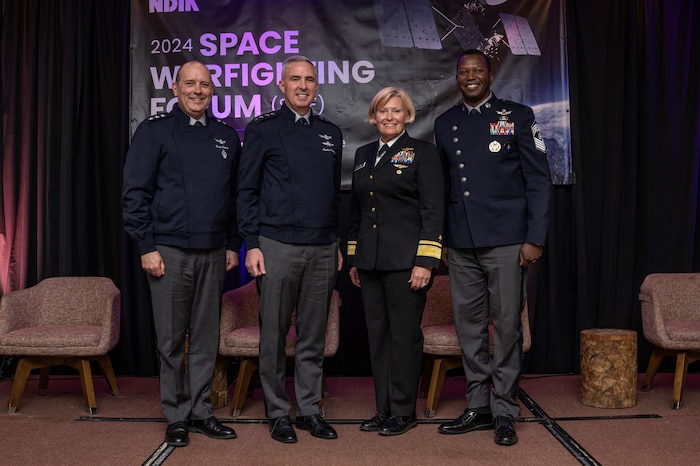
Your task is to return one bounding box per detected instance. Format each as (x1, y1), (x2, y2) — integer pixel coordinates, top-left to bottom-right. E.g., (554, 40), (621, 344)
(375, 144), (388, 166)
(194, 121), (204, 126)
(470, 108), (479, 116)
(297, 118), (308, 125)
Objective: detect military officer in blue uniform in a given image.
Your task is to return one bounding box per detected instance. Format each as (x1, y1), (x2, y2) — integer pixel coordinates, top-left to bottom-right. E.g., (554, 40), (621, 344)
(123, 61), (240, 447)
(433, 49), (552, 446)
(237, 55), (342, 444)
(347, 87), (444, 436)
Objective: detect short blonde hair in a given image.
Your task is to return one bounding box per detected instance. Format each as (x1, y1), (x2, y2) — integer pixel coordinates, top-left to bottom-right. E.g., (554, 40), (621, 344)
(368, 87), (416, 125)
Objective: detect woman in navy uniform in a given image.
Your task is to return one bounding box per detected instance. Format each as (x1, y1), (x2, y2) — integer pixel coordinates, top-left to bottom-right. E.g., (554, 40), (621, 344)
(347, 87), (444, 436)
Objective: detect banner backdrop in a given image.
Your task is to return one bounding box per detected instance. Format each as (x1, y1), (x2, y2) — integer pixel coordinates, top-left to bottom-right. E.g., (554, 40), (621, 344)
(130, 0), (574, 187)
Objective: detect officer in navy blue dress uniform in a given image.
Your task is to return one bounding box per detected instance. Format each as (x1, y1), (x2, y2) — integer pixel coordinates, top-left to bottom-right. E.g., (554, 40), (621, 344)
(123, 61), (240, 447)
(237, 56), (343, 444)
(347, 87), (444, 436)
(433, 50), (552, 446)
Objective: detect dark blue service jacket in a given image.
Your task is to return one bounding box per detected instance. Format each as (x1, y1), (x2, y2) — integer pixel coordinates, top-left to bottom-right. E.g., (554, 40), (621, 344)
(237, 104), (342, 250)
(434, 94), (552, 249)
(122, 105), (242, 255)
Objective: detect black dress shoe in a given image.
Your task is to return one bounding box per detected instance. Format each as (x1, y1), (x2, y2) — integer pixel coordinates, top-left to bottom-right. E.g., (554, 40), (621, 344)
(360, 410), (391, 432)
(378, 415), (417, 436)
(165, 421), (190, 447)
(494, 416), (518, 446)
(270, 415), (297, 443)
(189, 416), (237, 439)
(438, 408), (494, 435)
(295, 414), (338, 439)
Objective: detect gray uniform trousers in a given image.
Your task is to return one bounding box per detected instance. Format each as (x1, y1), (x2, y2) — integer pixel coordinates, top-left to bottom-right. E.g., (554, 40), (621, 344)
(148, 245), (226, 425)
(257, 236), (338, 419)
(448, 244), (525, 420)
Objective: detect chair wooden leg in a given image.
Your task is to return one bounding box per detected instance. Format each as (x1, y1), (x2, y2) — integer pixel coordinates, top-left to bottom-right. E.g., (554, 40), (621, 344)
(38, 367), (51, 396)
(670, 351), (700, 410)
(74, 358), (97, 415)
(424, 356), (461, 418)
(95, 354), (120, 397)
(321, 373), (329, 398)
(8, 357), (60, 413)
(318, 373), (330, 417)
(8, 355), (119, 415)
(230, 358), (258, 417)
(671, 352), (688, 410)
(641, 346), (664, 391)
(419, 355), (435, 398)
(7, 358), (33, 414)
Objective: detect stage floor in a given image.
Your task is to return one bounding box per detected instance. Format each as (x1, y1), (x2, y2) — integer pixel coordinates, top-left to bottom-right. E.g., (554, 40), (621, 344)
(0, 372), (698, 465)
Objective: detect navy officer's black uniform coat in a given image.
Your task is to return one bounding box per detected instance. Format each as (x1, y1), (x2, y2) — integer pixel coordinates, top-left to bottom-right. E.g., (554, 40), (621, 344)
(346, 131), (444, 270)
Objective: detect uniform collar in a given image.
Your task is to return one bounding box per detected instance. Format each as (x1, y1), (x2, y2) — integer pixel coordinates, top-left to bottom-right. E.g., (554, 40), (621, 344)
(282, 103), (312, 124)
(463, 92), (495, 113)
(378, 130), (406, 150)
(173, 105), (208, 125)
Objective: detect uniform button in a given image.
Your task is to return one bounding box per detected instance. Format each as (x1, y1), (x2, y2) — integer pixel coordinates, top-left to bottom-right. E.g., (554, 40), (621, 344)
(372, 224), (377, 229)
(463, 191), (470, 197)
(369, 191), (374, 197)
(371, 207), (376, 212)
(369, 174), (373, 180)
(461, 177), (467, 183)
(455, 150), (462, 156)
(452, 126), (458, 131)
(453, 137), (459, 143)
(458, 163), (464, 169)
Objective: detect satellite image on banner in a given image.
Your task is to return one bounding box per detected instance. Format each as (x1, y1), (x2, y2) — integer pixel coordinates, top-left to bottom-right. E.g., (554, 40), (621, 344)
(131, 0), (574, 186)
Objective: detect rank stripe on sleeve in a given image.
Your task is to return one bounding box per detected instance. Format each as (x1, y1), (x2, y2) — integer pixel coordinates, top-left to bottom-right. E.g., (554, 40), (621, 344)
(417, 240), (442, 260)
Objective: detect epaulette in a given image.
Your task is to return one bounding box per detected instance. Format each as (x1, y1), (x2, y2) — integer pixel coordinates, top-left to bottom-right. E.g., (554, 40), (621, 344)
(147, 112), (171, 121)
(314, 114), (340, 128)
(213, 117), (230, 127)
(497, 99), (526, 108)
(253, 110), (279, 121)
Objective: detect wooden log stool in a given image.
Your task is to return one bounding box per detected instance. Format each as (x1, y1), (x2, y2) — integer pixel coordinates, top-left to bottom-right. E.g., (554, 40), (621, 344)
(580, 328), (638, 408)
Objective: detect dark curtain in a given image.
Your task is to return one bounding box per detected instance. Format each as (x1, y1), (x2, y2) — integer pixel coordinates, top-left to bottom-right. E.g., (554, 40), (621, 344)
(1, 0), (699, 376)
(1, 0), (158, 374)
(527, 0), (700, 373)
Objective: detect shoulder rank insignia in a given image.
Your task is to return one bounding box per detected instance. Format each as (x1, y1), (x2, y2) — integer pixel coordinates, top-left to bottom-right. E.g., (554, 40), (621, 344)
(147, 113), (169, 121)
(254, 111), (278, 121)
